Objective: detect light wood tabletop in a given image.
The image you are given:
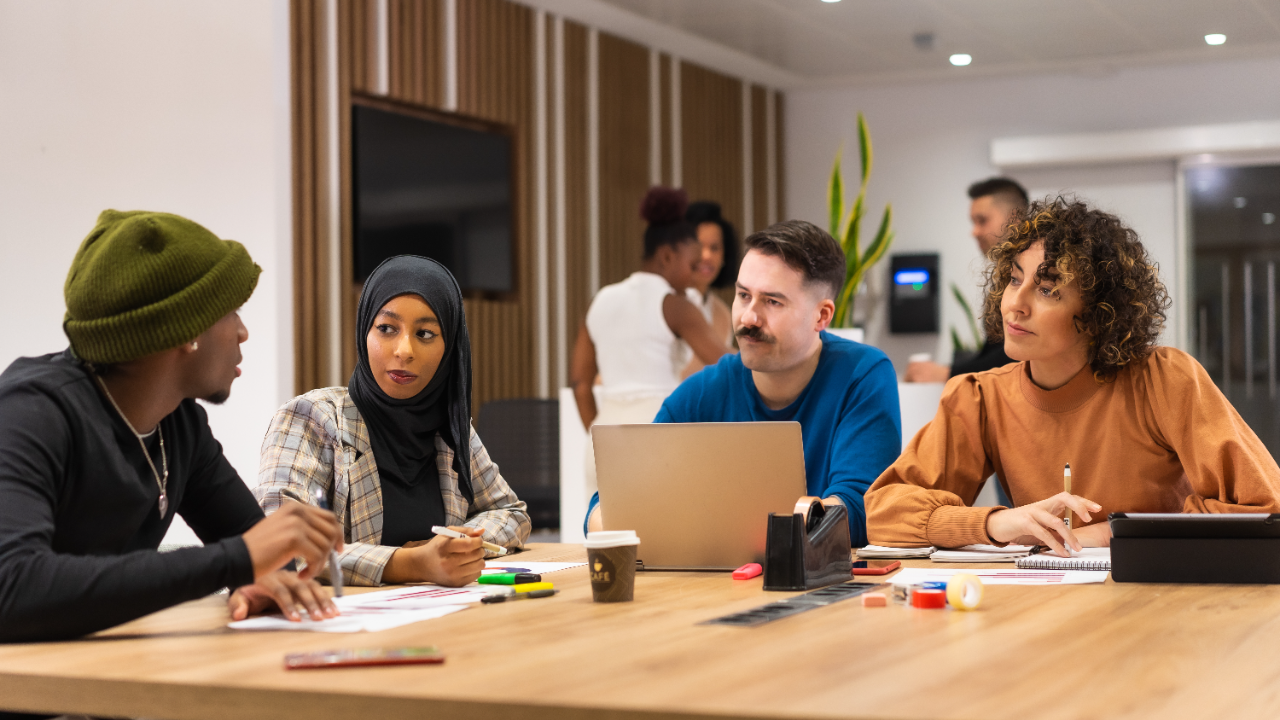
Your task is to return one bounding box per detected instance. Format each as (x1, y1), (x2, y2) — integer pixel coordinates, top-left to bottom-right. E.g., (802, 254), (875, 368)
(3, 543), (1280, 720)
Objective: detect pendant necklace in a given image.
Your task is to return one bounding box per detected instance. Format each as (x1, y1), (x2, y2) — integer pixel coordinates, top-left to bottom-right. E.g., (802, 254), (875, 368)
(93, 373), (170, 518)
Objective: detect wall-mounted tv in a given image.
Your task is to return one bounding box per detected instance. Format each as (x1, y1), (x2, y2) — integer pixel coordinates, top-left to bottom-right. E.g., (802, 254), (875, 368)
(352, 103), (514, 295)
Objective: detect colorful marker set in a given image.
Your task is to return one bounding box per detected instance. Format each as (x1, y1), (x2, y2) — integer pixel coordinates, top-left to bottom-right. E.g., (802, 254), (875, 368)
(479, 574), (559, 604)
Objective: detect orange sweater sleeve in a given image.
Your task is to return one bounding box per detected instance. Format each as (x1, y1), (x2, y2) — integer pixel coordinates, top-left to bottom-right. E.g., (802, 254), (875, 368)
(1144, 349), (1280, 514)
(865, 375), (1001, 548)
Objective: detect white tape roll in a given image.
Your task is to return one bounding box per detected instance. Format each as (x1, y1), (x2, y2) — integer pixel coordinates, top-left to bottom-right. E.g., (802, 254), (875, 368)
(946, 573), (984, 611)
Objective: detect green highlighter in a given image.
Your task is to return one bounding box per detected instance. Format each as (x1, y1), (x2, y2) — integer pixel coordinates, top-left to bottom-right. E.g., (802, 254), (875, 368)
(478, 573), (541, 585)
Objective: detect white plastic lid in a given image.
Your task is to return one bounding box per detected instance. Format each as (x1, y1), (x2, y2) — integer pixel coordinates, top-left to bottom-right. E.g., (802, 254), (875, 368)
(584, 530), (641, 549)
(908, 352), (933, 364)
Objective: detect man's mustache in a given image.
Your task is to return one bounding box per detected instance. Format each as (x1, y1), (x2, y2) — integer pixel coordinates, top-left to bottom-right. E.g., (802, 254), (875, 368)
(735, 325), (774, 343)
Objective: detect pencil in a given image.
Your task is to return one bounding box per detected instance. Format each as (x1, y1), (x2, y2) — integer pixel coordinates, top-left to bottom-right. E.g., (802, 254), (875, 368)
(1063, 463), (1072, 531)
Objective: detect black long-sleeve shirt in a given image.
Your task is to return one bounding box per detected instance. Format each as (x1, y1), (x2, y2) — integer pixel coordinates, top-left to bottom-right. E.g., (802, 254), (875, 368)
(0, 351), (261, 643)
(949, 339), (1014, 377)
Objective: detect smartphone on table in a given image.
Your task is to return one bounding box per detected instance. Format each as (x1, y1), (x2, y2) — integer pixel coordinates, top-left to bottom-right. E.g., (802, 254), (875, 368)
(851, 560), (901, 576)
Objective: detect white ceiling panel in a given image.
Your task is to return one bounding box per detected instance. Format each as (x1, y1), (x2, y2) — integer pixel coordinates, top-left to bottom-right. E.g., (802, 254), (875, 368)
(591, 0), (1280, 83)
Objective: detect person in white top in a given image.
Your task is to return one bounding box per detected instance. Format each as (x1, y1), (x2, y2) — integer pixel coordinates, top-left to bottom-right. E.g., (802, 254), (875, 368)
(571, 186), (731, 432)
(682, 201), (737, 378)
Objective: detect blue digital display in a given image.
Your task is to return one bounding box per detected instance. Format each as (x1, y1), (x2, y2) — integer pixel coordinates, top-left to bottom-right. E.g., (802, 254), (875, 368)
(894, 269), (930, 286)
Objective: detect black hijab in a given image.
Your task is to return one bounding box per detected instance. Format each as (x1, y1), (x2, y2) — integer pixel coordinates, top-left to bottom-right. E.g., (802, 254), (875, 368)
(348, 256), (474, 504)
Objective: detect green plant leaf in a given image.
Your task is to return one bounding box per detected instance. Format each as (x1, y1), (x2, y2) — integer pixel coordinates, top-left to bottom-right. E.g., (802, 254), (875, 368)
(857, 113), (872, 191)
(950, 282), (983, 350)
(951, 327), (966, 353)
(860, 206), (894, 269)
(827, 148), (844, 238)
(843, 193), (865, 275)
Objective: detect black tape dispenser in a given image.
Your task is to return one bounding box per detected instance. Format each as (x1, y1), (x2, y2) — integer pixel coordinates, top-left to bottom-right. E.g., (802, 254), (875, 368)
(763, 496), (852, 591)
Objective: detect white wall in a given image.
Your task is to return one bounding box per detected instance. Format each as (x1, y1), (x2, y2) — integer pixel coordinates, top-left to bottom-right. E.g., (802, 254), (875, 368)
(785, 56), (1280, 372)
(0, 0), (291, 543)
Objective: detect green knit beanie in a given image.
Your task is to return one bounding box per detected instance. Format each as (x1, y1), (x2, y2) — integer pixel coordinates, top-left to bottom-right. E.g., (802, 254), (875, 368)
(63, 210), (262, 364)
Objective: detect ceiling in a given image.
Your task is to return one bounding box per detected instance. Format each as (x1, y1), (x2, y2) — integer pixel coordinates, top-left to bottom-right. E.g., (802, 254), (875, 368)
(593, 0), (1280, 84)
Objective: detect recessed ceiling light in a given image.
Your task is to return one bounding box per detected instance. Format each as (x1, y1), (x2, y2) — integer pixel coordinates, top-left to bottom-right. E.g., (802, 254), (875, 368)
(1264, 213), (1277, 226)
(1235, 197), (1248, 209)
(1205, 34), (1226, 45)
(949, 54), (972, 66)
(821, 0), (841, 3)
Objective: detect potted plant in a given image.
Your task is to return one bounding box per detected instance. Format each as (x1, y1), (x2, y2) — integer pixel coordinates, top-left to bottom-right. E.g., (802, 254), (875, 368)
(949, 282), (982, 367)
(826, 112), (894, 344)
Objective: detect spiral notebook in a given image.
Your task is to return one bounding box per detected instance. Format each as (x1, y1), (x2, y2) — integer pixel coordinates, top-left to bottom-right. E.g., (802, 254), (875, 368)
(1016, 547), (1111, 570)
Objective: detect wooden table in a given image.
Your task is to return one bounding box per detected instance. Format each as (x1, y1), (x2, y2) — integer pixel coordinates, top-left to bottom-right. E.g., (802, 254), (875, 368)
(3, 543), (1280, 720)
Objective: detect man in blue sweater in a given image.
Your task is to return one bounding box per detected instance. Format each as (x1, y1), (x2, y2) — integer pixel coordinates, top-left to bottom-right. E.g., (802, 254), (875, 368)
(587, 220), (901, 546)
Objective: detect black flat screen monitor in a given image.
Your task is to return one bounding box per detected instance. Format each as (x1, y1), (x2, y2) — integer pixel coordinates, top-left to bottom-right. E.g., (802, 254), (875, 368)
(353, 104), (513, 294)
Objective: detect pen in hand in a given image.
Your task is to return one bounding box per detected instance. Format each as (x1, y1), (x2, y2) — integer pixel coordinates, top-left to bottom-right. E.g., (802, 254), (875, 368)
(431, 525), (508, 556)
(1063, 463), (1072, 533)
(311, 487), (344, 598)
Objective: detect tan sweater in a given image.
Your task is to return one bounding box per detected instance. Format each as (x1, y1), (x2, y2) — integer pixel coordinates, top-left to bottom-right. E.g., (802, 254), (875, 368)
(866, 348), (1280, 548)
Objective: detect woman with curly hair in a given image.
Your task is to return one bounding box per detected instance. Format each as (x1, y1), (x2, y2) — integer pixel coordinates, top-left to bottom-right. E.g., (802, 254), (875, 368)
(865, 197), (1280, 556)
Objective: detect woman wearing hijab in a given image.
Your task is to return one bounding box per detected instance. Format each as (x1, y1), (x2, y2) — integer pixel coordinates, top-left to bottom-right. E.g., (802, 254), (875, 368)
(257, 256), (530, 587)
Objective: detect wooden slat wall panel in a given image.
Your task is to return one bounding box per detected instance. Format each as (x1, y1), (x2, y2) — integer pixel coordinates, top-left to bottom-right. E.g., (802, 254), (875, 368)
(597, 33), (650, 289)
(680, 63), (745, 243)
(659, 54), (671, 187)
(292, 0), (786, 409)
(751, 85), (769, 236)
(349, 0), (372, 94)
(563, 21), (590, 379)
(775, 91), (786, 220)
(454, 0), (535, 413)
(291, 0), (321, 393)
(338, 0), (357, 384)
(389, 0), (443, 108)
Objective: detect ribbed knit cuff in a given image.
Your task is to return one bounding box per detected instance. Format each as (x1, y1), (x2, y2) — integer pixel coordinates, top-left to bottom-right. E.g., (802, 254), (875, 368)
(925, 505), (1005, 548)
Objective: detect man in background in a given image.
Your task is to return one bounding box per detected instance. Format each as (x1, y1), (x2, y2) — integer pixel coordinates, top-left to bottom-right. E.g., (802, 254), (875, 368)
(905, 177), (1028, 382)
(586, 220), (902, 546)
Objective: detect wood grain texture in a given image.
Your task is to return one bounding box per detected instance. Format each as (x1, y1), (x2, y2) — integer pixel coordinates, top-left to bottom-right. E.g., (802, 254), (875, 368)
(680, 63), (744, 245)
(562, 21), (590, 385)
(775, 90), (785, 220)
(4, 547), (1280, 720)
(291, 0), (323, 394)
(596, 33), (650, 290)
(751, 85), (769, 237)
(454, 0), (535, 410)
(292, 1), (784, 406)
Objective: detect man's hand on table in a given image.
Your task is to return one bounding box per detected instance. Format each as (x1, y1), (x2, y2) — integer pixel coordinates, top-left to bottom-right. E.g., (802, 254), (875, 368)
(228, 570), (338, 622)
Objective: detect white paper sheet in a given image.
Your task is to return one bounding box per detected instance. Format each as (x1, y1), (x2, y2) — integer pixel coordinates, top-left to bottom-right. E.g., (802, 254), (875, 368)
(856, 545), (936, 559)
(930, 544), (1035, 562)
(482, 561), (585, 574)
(889, 567), (1109, 586)
(228, 585), (493, 633)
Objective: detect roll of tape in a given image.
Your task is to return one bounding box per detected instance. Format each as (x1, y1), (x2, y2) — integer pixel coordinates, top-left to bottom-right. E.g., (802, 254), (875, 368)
(910, 588), (946, 609)
(794, 495), (821, 520)
(946, 573), (984, 611)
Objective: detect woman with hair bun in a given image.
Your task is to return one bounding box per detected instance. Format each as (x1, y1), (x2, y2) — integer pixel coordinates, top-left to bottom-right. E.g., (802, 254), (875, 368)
(866, 197), (1280, 556)
(571, 187), (732, 505)
(682, 201), (738, 378)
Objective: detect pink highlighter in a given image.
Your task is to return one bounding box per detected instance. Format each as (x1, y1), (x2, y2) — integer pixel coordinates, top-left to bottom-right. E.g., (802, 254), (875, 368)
(732, 563), (763, 580)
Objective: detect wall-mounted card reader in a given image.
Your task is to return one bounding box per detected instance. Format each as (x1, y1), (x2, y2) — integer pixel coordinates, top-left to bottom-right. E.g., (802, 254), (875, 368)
(889, 253), (939, 334)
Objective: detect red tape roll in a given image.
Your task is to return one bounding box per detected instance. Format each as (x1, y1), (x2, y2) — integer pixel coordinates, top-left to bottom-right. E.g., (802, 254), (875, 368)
(910, 588), (946, 609)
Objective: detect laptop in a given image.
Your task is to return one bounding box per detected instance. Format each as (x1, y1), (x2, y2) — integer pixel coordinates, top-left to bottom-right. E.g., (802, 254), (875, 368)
(592, 422), (808, 571)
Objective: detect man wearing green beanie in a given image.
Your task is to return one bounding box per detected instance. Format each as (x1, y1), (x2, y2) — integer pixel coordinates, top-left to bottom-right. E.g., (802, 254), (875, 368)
(0, 210), (344, 644)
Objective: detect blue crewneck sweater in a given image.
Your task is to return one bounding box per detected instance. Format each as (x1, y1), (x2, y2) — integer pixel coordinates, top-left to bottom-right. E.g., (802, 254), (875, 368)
(585, 331), (902, 546)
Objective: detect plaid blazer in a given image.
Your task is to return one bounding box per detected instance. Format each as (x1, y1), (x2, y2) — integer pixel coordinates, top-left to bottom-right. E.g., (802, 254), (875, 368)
(256, 387), (531, 586)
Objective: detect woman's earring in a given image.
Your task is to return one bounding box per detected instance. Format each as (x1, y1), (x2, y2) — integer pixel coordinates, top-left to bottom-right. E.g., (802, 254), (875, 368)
(191, 341), (199, 351)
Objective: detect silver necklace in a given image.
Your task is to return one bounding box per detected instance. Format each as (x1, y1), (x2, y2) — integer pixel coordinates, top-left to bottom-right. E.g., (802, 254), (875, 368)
(93, 374), (169, 518)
